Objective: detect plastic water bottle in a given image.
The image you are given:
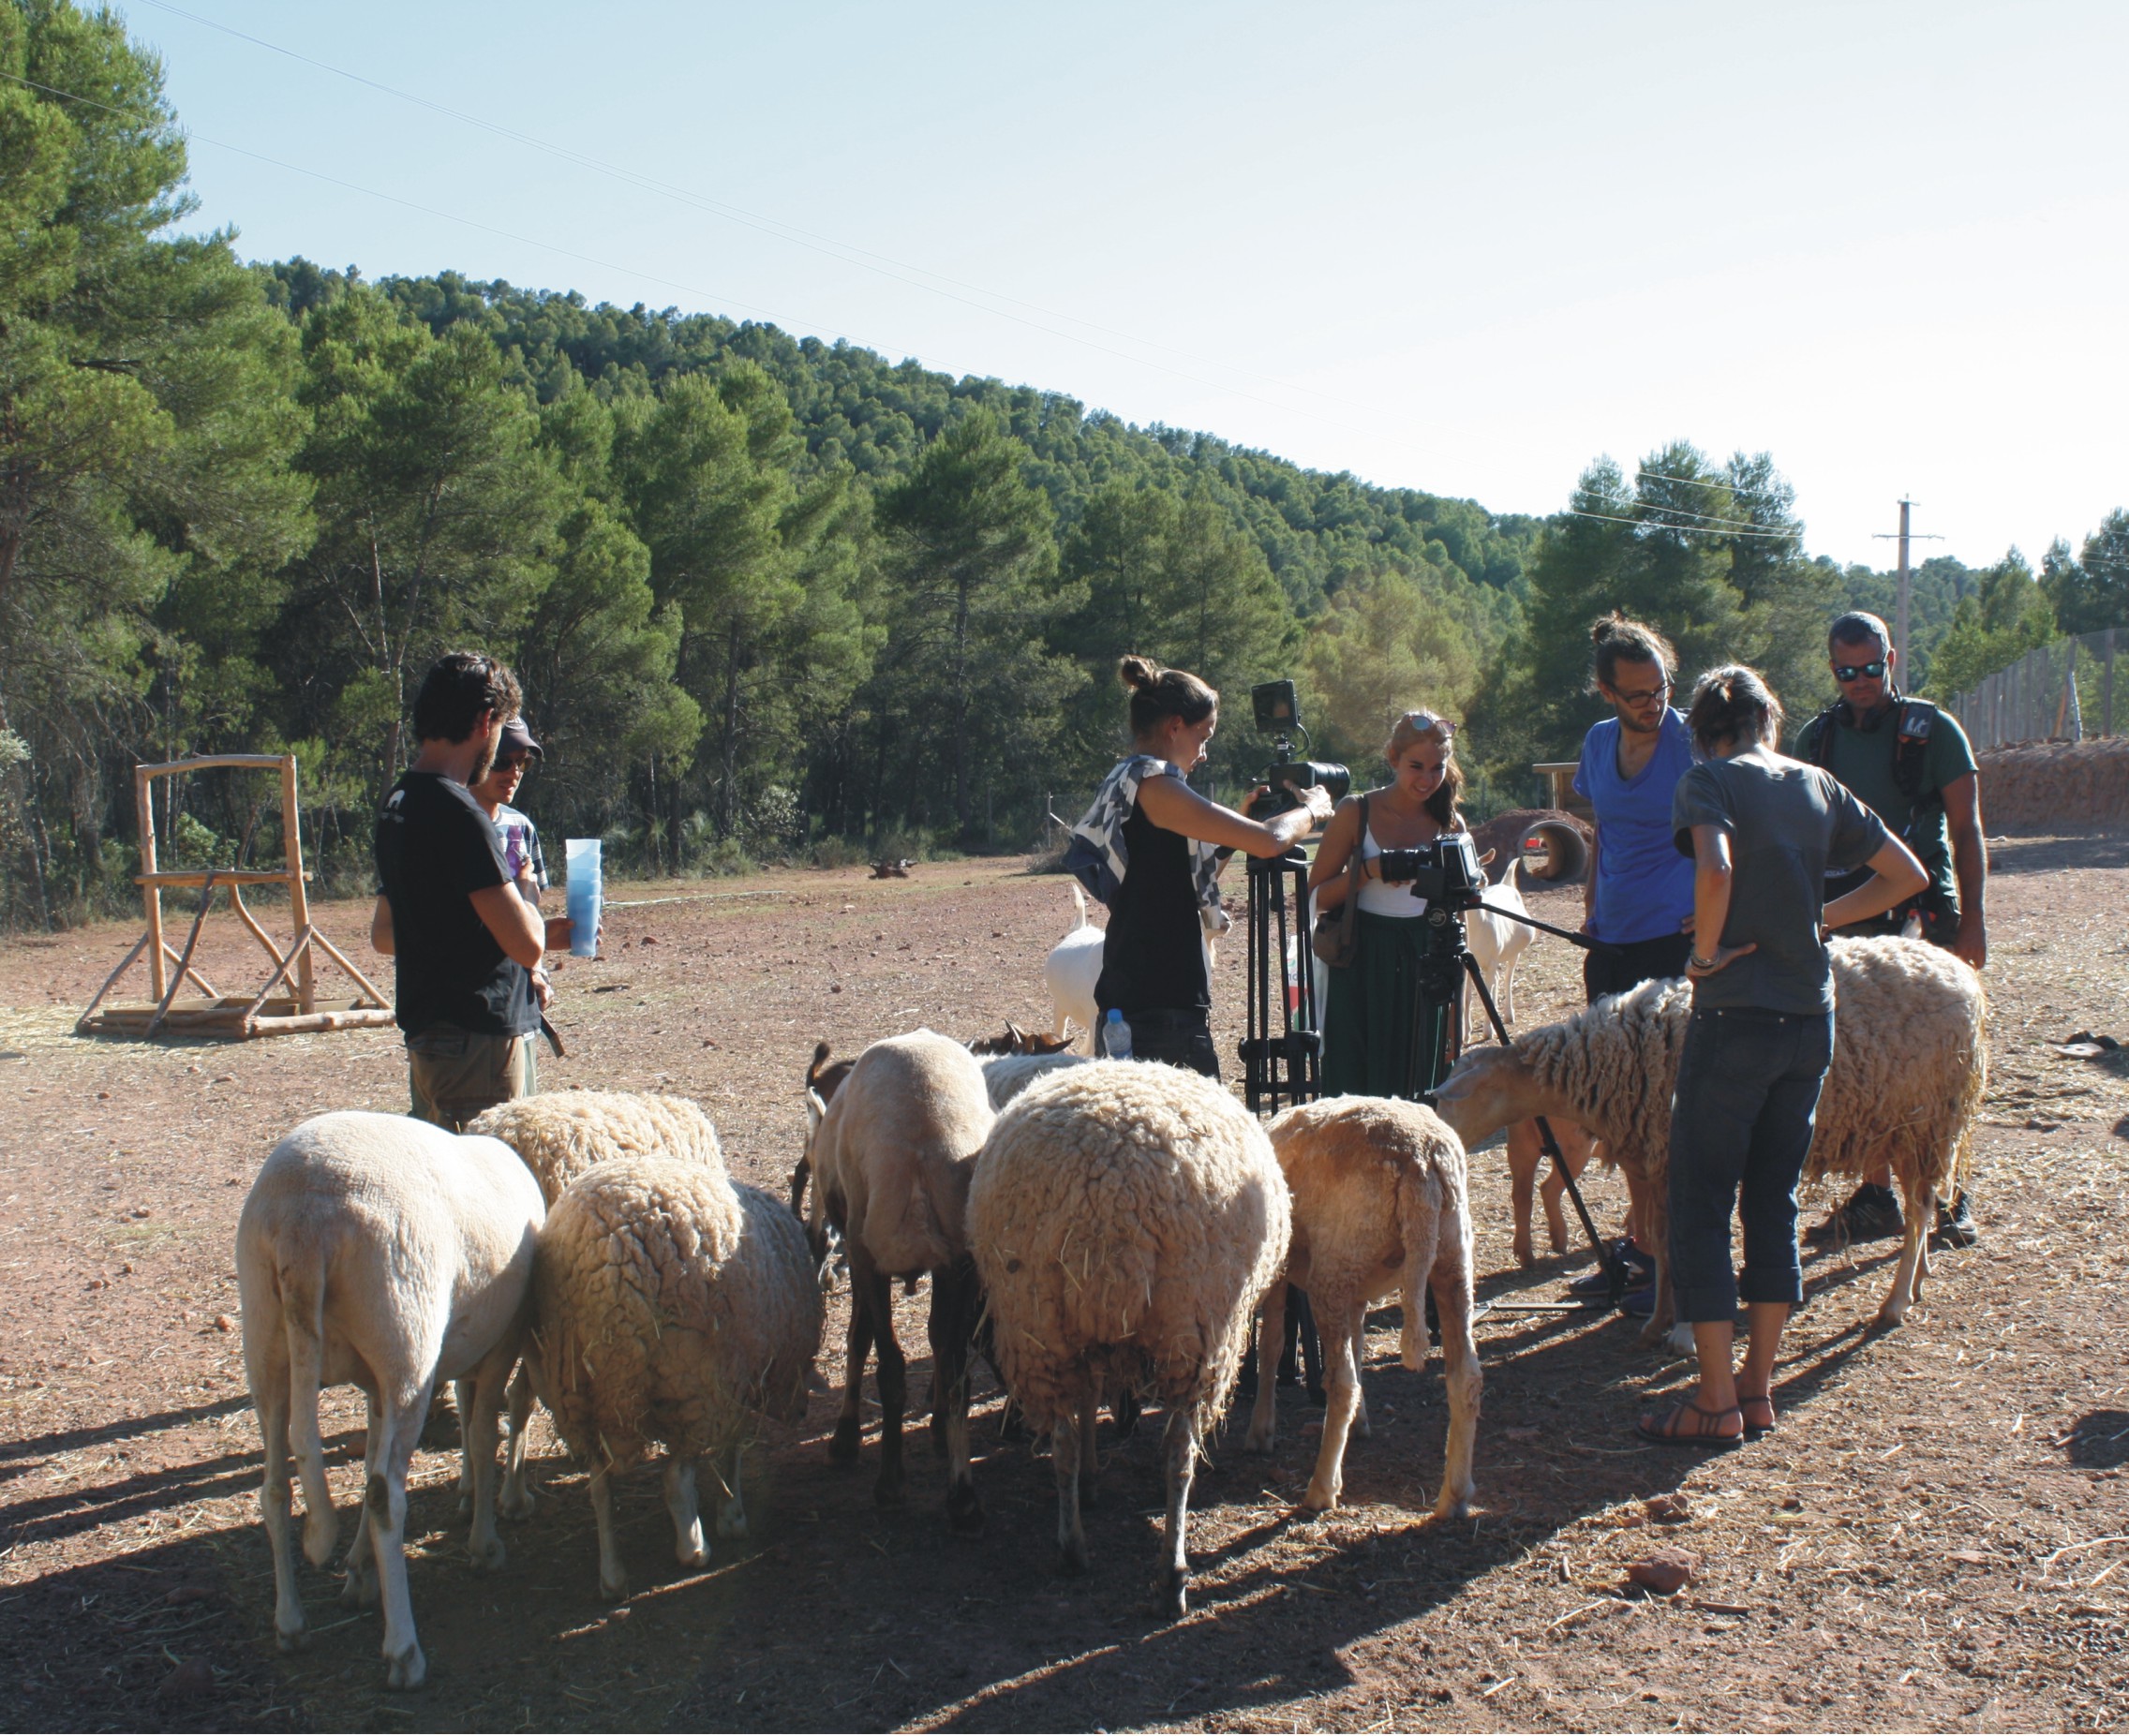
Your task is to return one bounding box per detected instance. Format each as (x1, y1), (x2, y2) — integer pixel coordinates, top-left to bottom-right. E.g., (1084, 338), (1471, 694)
(563, 838), (601, 958)
(1103, 1008), (1133, 1061)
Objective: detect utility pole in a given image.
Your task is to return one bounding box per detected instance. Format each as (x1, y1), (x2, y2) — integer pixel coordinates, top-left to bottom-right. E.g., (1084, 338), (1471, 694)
(1872, 499), (1943, 679)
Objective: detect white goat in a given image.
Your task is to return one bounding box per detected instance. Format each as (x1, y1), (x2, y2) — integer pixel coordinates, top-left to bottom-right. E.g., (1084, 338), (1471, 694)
(1464, 856), (1535, 1039)
(236, 1112), (543, 1690)
(1044, 884), (1105, 1051)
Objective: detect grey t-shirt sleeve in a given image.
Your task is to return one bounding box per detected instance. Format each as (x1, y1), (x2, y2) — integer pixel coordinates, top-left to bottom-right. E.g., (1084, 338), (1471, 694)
(1670, 761), (1734, 855)
(1824, 772), (1889, 872)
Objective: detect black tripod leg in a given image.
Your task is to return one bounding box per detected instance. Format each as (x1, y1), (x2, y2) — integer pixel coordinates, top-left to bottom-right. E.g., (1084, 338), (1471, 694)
(1458, 954), (1628, 1302)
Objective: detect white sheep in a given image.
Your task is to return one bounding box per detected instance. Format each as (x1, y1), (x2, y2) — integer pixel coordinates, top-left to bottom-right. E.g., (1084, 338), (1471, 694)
(804, 1030), (994, 1531)
(530, 1153), (823, 1599)
(236, 1112), (543, 1689)
(1044, 883), (1105, 1050)
(1243, 1097), (1481, 1518)
(980, 1048), (1091, 1109)
(1463, 857), (1536, 1040)
(967, 1061), (1290, 1616)
(1433, 936), (1988, 1346)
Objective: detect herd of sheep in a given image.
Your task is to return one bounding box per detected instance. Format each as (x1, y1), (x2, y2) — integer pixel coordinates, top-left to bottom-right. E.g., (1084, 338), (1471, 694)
(231, 930), (1987, 1690)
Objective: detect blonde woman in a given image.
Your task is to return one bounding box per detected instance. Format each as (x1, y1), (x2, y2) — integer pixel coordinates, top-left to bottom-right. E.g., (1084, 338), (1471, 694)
(1307, 710), (1466, 1099)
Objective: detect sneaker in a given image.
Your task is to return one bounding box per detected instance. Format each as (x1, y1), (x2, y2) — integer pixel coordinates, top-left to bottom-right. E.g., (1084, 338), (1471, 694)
(1804, 1183), (1904, 1245)
(1620, 1283), (1657, 1317)
(1933, 1190), (1979, 1249)
(1569, 1239), (1654, 1295)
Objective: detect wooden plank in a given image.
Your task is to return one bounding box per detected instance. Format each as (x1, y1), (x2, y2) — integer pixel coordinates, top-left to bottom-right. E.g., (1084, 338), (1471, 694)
(76, 930), (153, 1032)
(134, 869), (312, 887)
(135, 754), (290, 777)
(147, 871), (220, 1038)
(307, 927), (390, 1009)
(137, 765), (164, 1002)
(283, 755), (313, 1015)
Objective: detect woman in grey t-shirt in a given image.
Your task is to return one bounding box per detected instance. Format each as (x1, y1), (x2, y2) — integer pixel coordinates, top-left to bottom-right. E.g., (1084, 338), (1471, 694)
(1639, 665), (1926, 1448)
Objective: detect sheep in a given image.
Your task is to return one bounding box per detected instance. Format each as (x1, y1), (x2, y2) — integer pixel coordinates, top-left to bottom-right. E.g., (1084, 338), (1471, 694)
(1243, 1097), (1481, 1517)
(469, 1090), (723, 1207)
(803, 1030), (994, 1530)
(1432, 936), (1988, 1346)
(1044, 883), (1105, 1050)
(1463, 857), (1536, 1040)
(236, 1112), (543, 1689)
(967, 1061), (1290, 1616)
(1503, 1116), (1605, 1268)
(790, 1042), (855, 1221)
(530, 1154), (823, 1600)
(979, 1048), (1091, 1110)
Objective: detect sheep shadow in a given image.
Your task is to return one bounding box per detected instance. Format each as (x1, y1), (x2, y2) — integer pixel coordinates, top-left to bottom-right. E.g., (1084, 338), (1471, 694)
(2061, 1410), (2129, 1469)
(659, 1290), (1882, 1733)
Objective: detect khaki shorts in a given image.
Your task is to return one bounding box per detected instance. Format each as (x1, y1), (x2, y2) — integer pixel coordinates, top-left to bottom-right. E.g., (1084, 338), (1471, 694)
(406, 1025), (531, 1132)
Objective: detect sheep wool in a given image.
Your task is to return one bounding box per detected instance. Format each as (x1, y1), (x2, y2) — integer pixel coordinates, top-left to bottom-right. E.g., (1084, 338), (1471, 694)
(979, 1049), (1090, 1111)
(969, 1061), (1291, 1436)
(534, 1156), (822, 1474)
(470, 1091), (723, 1207)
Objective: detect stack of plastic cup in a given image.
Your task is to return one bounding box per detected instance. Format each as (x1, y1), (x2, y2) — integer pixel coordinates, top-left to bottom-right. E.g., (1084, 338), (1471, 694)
(563, 838), (601, 958)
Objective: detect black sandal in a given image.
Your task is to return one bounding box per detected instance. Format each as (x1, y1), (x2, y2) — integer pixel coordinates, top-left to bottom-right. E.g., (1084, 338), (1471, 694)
(1635, 1398), (1744, 1450)
(1737, 1392), (1777, 1437)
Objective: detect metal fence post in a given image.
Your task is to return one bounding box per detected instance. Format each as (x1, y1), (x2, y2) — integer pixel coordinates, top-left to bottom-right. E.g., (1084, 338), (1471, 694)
(2107, 631), (2117, 738)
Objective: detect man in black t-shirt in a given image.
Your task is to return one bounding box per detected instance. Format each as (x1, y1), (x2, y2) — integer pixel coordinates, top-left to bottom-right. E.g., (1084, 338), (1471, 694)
(373, 653), (573, 1130)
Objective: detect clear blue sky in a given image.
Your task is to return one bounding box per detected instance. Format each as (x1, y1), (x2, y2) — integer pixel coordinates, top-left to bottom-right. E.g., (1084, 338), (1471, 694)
(127, 0), (2127, 571)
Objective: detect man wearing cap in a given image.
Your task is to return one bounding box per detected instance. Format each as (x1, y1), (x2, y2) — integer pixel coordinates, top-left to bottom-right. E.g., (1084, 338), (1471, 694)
(371, 654), (573, 1131)
(1796, 610), (1987, 1249)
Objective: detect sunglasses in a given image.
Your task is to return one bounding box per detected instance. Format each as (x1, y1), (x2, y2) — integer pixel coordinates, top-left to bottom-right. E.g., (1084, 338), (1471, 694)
(491, 752), (532, 772)
(1832, 660), (1887, 682)
(1402, 710), (1456, 737)
(1606, 679), (1672, 705)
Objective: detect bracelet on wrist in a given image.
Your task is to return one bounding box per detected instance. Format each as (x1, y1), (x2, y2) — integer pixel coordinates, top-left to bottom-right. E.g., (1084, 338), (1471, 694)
(1690, 951), (1718, 971)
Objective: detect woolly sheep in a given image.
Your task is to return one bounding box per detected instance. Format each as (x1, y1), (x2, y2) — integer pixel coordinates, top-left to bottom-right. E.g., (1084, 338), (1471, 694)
(980, 1048), (1091, 1110)
(469, 1090), (723, 1206)
(531, 1154), (823, 1600)
(1244, 1098), (1481, 1518)
(967, 1061), (1290, 1616)
(1433, 936), (1988, 1345)
(236, 1112), (543, 1689)
(804, 1030), (994, 1530)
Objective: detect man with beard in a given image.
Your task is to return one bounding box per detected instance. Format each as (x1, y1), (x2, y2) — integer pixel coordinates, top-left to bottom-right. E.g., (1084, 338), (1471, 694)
(373, 652), (568, 1131)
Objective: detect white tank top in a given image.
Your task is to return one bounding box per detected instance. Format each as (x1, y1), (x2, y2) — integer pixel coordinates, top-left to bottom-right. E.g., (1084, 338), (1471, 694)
(1357, 823), (1432, 918)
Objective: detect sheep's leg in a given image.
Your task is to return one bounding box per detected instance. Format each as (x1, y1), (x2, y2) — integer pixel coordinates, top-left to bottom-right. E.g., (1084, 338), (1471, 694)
(1243, 1272), (1288, 1452)
(588, 1462), (629, 1601)
(1052, 1399), (1089, 1575)
(1639, 1194), (1677, 1350)
(868, 1264), (909, 1509)
(462, 1354), (510, 1573)
(930, 1257), (984, 1536)
(281, 1299), (336, 1573)
(339, 1392), (382, 1610)
(499, 1353), (536, 1521)
(454, 1376), (476, 1517)
(365, 1388), (428, 1690)
(1302, 1303), (1362, 1513)
(1155, 1410), (1199, 1619)
(1540, 1122), (1591, 1256)
(1430, 1237), (1481, 1520)
(663, 1456), (707, 1569)
(713, 1442), (747, 1540)
(829, 1256), (877, 1466)
(1350, 1300), (1372, 1439)
(788, 1153), (810, 1220)
(1504, 1120), (1541, 1267)
(1879, 1173), (1932, 1327)
(249, 1328), (307, 1654)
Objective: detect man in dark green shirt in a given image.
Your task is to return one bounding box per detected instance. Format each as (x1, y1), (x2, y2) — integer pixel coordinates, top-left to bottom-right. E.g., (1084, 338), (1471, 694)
(1796, 611), (1988, 1249)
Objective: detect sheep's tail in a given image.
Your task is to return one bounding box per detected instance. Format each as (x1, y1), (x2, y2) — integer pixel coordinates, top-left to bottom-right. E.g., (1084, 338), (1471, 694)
(1068, 882), (1089, 932)
(806, 1041), (833, 1093)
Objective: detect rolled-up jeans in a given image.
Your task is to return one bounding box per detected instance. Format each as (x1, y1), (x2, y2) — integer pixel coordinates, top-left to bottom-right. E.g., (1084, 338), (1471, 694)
(1666, 1004), (1836, 1324)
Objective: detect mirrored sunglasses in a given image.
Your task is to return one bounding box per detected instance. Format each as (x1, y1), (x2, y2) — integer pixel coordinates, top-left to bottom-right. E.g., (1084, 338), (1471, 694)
(1403, 710), (1456, 736)
(1832, 660), (1887, 682)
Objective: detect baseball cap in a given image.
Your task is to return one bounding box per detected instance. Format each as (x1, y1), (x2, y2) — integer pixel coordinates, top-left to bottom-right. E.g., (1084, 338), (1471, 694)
(498, 717), (543, 760)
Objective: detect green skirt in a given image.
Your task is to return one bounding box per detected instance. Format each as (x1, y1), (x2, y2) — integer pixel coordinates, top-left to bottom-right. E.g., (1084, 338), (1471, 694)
(1320, 908), (1459, 1101)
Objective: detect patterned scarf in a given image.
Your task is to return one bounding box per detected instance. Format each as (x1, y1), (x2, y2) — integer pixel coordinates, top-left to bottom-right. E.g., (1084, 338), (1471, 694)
(1064, 754), (1228, 932)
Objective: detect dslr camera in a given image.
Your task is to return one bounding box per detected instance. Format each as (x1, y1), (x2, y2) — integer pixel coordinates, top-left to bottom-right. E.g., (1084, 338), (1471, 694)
(1374, 831), (1486, 909)
(1243, 680), (1349, 821)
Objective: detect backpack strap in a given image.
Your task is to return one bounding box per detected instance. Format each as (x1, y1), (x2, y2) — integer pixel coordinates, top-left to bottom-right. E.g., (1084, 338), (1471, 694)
(1890, 698), (1939, 806)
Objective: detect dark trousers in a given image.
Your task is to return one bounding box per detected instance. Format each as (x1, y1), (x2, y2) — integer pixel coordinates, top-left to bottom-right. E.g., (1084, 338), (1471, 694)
(1103, 1006), (1220, 1078)
(1666, 1006), (1835, 1323)
(1584, 930), (1694, 1004)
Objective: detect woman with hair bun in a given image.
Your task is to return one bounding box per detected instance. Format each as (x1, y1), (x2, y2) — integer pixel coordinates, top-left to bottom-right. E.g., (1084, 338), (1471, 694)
(1064, 656), (1334, 1076)
(1305, 708), (1466, 1100)
(1641, 663), (1926, 1448)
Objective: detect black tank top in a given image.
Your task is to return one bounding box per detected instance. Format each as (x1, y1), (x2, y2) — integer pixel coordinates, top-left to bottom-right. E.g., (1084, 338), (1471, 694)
(1094, 795), (1210, 1013)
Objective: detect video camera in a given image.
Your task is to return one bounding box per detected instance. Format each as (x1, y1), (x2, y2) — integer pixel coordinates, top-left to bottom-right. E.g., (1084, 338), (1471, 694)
(1243, 680), (1349, 820)
(1374, 832), (1487, 910)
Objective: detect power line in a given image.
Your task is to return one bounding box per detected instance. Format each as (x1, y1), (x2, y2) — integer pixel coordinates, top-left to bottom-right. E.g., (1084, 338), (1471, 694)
(126, 0), (1351, 423)
(1565, 508), (1802, 540)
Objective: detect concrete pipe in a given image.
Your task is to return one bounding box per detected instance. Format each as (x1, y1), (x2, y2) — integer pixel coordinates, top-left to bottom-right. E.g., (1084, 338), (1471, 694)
(1524, 820), (1588, 883)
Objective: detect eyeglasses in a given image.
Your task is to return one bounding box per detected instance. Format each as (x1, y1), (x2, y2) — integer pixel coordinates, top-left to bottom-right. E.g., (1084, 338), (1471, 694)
(1607, 679), (1672, 705)
(1832, 660), (1887, 682)
(1402, 710), (1456, 737)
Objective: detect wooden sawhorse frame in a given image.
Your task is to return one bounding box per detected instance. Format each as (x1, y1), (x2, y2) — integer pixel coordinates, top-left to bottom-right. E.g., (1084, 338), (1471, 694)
(77, 754), (395, 1039)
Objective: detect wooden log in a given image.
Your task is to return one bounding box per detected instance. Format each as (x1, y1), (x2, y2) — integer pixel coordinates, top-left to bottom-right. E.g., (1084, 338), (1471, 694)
(306, 927), (390, 1009)
(148, 871), (220, 1038)
(76, 930), (152, 1032)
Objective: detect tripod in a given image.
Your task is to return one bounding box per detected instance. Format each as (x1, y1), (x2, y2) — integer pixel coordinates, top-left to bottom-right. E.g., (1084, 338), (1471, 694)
(1239, 847), (1319, 1115)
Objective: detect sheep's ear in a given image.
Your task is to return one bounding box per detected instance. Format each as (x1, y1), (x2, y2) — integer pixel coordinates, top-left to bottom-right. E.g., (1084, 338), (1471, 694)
(1478, 847), (1496, 867)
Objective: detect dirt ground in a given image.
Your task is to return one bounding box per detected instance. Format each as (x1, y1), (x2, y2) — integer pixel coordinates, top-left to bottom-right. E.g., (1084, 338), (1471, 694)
(1, 832), (2124, 1733)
